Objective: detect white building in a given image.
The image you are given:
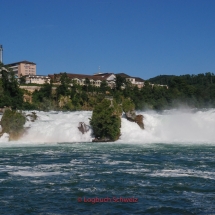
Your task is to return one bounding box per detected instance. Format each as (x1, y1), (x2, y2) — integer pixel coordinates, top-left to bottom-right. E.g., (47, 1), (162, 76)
(117, 73), (145, 88)
(25, 75), (50, 84)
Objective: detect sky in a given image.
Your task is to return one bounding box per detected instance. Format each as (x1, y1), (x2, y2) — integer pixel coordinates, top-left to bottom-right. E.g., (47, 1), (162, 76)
(1, 0), (215, 80)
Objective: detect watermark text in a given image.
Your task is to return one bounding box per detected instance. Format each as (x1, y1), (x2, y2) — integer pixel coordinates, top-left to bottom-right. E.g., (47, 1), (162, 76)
(77, 197), (138, 204)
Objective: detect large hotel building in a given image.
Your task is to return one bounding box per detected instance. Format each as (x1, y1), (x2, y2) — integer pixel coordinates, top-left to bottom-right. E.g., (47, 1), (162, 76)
(6, 60), (36, 77)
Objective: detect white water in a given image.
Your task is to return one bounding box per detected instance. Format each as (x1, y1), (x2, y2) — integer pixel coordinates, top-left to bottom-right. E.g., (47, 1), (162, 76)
(120, 109), (215, 143)
(1, 109), (215, 144)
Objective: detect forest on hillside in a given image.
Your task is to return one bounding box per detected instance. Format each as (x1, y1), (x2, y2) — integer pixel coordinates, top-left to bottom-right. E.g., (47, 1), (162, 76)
(147, 73), (215, 109)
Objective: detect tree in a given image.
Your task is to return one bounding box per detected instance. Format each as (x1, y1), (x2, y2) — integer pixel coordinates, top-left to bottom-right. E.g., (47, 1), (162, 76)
(115, 75), (126, 90)
(100, 80), (109, 93)
(122, 98), (135, 112)
(0, 65), (24, 109)
(56, 73), (71, 98)
(19, 74), (26, 85)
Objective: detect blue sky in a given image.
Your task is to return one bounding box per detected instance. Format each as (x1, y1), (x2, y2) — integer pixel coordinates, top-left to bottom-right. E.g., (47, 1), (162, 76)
(1, 0), (215, 79)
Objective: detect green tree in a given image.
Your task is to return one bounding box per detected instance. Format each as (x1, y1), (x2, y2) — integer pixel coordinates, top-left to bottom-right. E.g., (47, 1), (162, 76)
(0, 65), (24, 109)
(115, 75), (126, 90)
(56, 73), (71, 98)
(19, 74), (26, 85)
(122, 98), (135, 112)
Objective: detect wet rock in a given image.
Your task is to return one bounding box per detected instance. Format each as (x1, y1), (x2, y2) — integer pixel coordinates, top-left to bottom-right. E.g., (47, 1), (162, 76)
(78, 122), (90, 134)
(124, 110), (136, 121)
(26, 112), (38, 122)
(92, 137), (112, 142)
(135, 115), (144, 129)
(124, 111), (144, 129)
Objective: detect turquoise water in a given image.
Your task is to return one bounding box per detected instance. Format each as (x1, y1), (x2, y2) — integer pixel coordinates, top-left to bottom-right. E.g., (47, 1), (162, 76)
(0, 142), (215, 214)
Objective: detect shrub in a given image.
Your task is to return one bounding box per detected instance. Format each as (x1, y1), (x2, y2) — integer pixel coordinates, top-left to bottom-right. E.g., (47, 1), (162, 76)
(122, 98), (135, 112)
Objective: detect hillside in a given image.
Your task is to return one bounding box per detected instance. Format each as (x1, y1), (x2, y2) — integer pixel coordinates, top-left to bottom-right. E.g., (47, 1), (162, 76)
(148, 75), (176, 85)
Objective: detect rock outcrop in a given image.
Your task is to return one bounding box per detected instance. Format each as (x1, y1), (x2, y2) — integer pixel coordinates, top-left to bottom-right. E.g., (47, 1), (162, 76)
(78, 122), (90, 134)
(92, 137), (112, 142)
(135, 114), (144, 129)
(26, 112), (38, 122)
(124, 110), (136, 121)
(124, 110), (144, 129)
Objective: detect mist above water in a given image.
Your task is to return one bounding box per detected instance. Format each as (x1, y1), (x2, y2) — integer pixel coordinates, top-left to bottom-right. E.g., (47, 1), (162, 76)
(1, 109), (215, 144)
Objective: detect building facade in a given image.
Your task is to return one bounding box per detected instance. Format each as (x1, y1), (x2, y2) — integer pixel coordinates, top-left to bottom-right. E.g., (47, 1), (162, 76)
(117, 73), (145, 88)
(6, 61), (36, 77)
(25, 75), (50, 84)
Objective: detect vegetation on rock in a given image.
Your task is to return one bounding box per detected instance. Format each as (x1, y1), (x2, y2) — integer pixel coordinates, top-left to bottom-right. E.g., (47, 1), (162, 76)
(0, 109), (26, 140)
(122, 98), (144, 129)
(122, 98), (135, 113)
(90, 98), (122, 141)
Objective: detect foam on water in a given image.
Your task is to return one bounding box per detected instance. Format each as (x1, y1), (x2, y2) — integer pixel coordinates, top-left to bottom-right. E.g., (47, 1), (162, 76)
(0, 133), (9, 142)
(149, 169), (215, 180)
(1, 109), (215, 144)
(9, 171), (68, 177)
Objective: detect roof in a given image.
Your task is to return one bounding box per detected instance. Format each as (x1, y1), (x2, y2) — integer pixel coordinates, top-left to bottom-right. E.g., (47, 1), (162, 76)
(6, 60), (36, 66)
(94, 72), (114, 76)
(133, 77), (145, 82)
(116, 73), (131, 78)
(117, 73), (144, 82)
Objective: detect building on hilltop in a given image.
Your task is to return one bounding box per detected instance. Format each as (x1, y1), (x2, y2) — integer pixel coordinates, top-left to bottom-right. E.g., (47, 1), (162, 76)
(5, 60), (36, 78)
(116, 73), (145, 88)
(93, 72), (116, 88)
(25, 75), (50, 84)
(48, 72), (149, 89)
(49, 72), (116, 88)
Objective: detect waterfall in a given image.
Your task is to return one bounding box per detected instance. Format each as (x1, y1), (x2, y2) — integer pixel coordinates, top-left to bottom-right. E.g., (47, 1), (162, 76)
(1, 109), (215, 144)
